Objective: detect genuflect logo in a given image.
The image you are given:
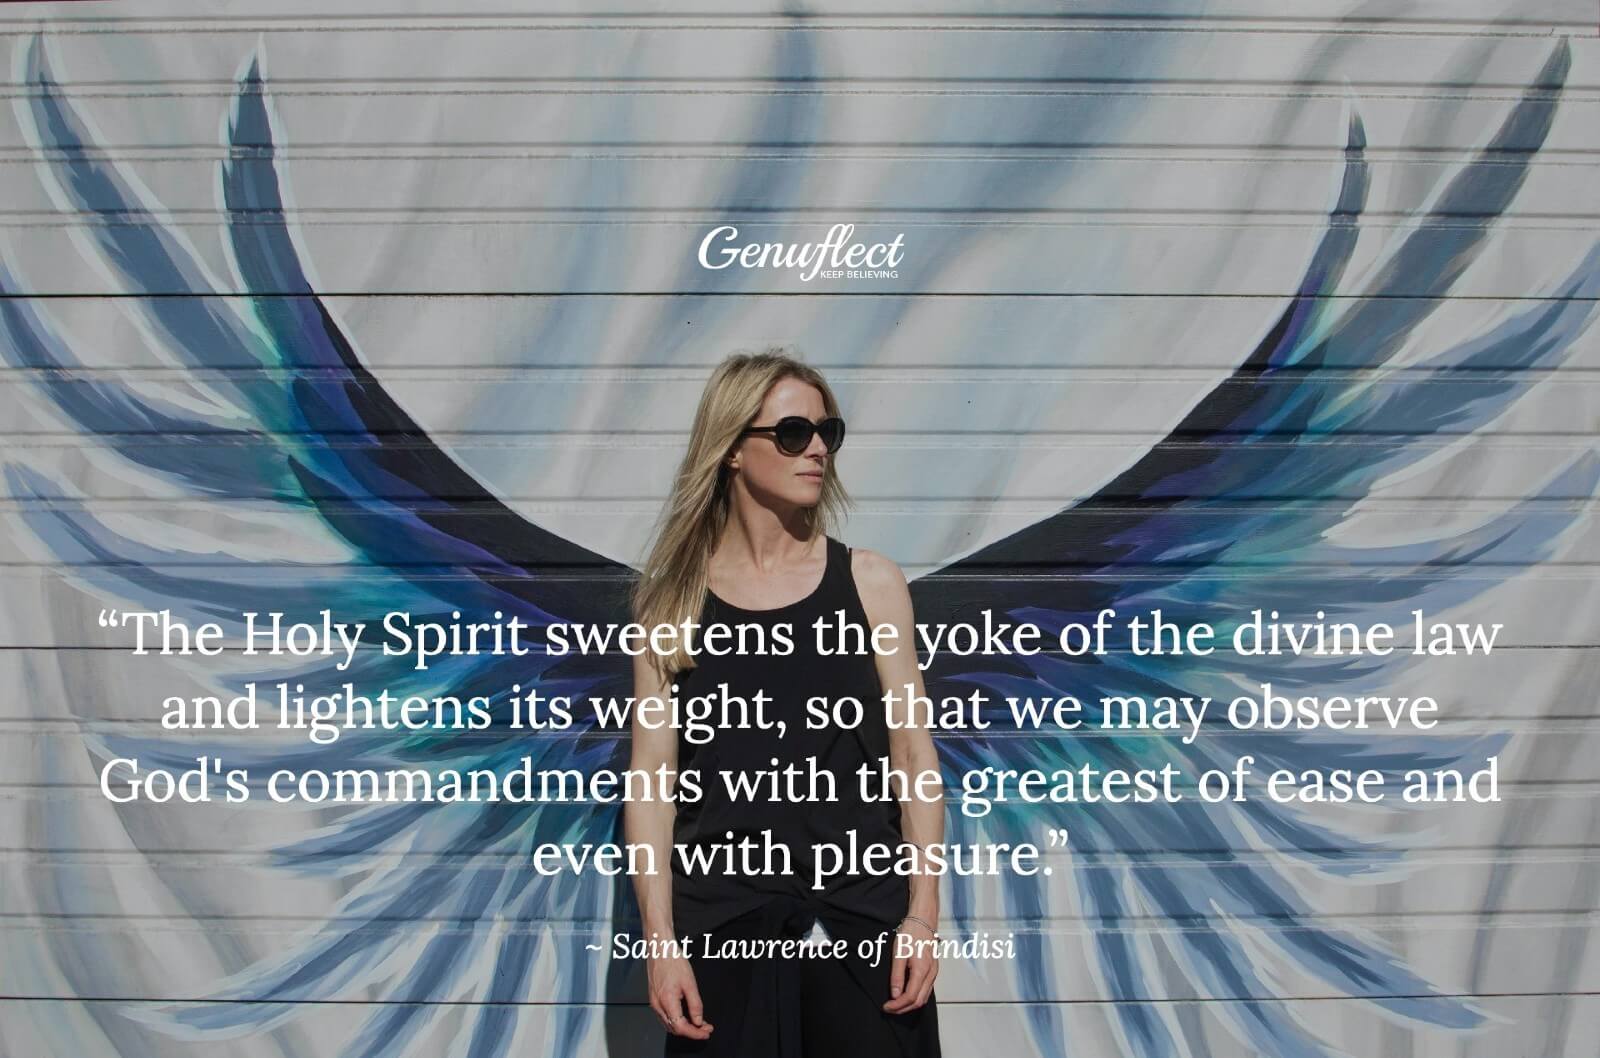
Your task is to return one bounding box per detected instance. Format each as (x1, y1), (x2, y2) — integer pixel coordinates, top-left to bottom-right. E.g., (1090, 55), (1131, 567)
(697, 223), (905, 281)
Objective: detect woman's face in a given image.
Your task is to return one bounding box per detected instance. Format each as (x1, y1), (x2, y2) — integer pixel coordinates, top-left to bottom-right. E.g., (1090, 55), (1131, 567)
(728, 377), (832, 508)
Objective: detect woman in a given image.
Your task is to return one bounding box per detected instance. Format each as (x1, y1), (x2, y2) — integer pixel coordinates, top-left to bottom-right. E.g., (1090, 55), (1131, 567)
(625, 348), (945, 1057)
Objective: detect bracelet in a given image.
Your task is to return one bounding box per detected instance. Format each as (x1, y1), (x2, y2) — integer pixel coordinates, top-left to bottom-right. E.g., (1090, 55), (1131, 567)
(898, 914), (940, 939)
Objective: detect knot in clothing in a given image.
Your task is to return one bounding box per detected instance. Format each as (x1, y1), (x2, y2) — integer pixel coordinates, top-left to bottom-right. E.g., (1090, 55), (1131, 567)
(666, 891), (936, 1058)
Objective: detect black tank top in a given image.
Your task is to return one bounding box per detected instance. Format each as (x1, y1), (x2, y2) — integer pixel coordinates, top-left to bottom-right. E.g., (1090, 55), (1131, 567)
(669, 534), (909, 942)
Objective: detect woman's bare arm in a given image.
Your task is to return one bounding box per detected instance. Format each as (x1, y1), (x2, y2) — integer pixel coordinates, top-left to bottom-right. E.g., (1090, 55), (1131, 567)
(625, 648), (679, 939)
(852, 547), (945, 1013)
(624, 648), (713, 1039)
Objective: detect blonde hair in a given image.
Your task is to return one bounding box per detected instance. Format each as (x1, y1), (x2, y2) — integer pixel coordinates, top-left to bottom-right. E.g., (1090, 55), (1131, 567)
(632, 346), (851, 678)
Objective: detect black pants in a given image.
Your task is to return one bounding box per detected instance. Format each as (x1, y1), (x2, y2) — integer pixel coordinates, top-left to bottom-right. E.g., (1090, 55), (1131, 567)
(662, 900), (942, 1058)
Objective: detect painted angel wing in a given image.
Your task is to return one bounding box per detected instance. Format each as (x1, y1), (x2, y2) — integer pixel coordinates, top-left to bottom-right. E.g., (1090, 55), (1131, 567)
(3, 33), (635, 1058)
(909, 37), (1599, 1058)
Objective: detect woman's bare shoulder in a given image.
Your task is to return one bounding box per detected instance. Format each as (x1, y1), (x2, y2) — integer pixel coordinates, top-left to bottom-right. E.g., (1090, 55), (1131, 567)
(847, 545), (912, 621)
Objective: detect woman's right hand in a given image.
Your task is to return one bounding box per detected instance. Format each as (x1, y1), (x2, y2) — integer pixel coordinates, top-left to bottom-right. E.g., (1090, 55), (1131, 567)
(649, 954), (713, 1040)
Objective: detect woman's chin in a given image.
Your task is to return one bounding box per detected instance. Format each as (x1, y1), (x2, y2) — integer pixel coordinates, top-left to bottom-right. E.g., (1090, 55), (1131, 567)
(793, 484), (824, 504)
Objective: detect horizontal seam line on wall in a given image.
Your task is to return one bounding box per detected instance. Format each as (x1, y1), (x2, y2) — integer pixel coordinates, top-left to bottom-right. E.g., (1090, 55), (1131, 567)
(0, 991), (1595, 1006)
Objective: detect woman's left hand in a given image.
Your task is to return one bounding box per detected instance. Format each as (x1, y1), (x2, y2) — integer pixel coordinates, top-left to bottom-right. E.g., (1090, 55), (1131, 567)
(883, 919), (939, 1013)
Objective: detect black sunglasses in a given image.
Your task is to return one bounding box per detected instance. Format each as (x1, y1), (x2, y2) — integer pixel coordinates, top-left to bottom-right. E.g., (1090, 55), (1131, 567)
(739, 415), (846, 456)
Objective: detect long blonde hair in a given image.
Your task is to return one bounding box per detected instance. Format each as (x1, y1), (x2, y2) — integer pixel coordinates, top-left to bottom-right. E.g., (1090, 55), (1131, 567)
(632, 346), (851, 678)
